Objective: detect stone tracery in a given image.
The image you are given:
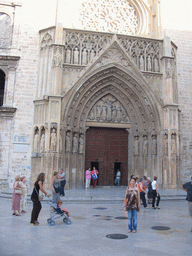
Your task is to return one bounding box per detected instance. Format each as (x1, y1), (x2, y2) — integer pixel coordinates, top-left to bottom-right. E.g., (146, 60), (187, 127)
(80, 0), (138, 35)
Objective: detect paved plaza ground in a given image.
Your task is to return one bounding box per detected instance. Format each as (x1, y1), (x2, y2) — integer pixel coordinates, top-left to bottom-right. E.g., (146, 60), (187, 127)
(0, 196), (191, 256)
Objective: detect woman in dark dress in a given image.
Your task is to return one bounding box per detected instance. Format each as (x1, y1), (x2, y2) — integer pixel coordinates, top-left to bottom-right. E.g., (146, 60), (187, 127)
(147, 177), (153, 204)
(30, 173), (50, 226)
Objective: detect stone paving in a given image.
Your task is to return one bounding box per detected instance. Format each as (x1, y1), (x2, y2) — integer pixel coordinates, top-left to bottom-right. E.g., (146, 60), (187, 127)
(0, 196), (191, 256)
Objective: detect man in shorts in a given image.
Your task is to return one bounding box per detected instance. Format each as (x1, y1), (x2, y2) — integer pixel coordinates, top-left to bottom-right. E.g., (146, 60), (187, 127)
(182, 177), (192, 232)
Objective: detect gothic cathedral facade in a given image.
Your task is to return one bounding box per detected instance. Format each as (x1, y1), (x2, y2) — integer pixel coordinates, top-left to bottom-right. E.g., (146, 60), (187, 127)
(0, 0), (192, 189)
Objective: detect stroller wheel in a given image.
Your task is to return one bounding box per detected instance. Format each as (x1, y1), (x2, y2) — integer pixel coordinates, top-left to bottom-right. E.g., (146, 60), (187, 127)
(50, 220), (55, 226)
(47, 218), (51, 224)
(63, 218), (71, 225)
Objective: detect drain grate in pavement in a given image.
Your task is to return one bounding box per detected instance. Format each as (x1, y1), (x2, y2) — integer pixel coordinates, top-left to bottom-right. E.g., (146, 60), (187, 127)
(94, 207), (107, 210)
(106, 234), (128, 239)
(151, 226), (171, 231)
(115, 217), (128, 220)
(93, 215), (101, 217)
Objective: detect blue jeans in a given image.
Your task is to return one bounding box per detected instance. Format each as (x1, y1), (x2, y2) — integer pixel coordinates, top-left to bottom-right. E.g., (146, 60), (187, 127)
(128, 209), (138, 231)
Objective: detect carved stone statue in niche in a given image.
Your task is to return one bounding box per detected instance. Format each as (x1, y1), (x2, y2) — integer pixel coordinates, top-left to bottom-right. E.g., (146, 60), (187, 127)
(143, 136), (148, 155)
(73, 133), (78, 153)
(79, 134), (84, 154)
(163, 134), (168, 155)
(134, 136), (139, 156)
(101, 105), (107, 121)
(65, 48), (71, 64)
(152, 135), (157, 155)
(171, 134), (177, 154)
(74, 47), (79, 64)
(66, 131), (70, 152)
(140, 55), (144, 71)
(148, 55), (152, 71)
(82, 48), (87, 65)
(40, 134), (45, 152)
(59, 130), (62, 152)
(50, 128), (57, 151)
(34, 133), (39, 153)
(90, 49), (95, 62)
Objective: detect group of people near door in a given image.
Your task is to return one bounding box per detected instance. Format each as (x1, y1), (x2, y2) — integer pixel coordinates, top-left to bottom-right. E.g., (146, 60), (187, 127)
(85, 167), (121, 189)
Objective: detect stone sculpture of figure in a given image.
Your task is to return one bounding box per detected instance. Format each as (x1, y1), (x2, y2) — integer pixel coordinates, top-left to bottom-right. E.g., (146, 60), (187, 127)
(140, 55), (144, 71)
(34, 133), (39, 153)
(59, 131), (62, 152)
(50, 128), (57, 151)
(152, 135), (157, 155)
(112, 106), (117, 122)
(171, 134), (177, 154)
(117, 107), (122, 122)
(96, 105), (101, 120)
(66, 131), (71, 152)
(40, 134), (45, 152)
(73, 133), (78, 153)
(154, 58), (159, 72)
(143, 136), (148, 155)
(148, 55), (152, 71)
(102, 106), (107, 121)
(163, 134), (168, 155)
(82, 48), (87, 65)
(74, 47), (79, 64)
(79, 134), (84, 154)
(90, 49), (95, 62)
(65, 48), (71, 64)
(134, 137), (139, 156)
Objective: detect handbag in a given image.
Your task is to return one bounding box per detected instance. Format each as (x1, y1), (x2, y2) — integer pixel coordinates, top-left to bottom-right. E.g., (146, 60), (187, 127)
(54, 185), (60, 193)
(15, 189), (22, 195)
(92, 173), (97, 180)
(34, 185), (44, 201)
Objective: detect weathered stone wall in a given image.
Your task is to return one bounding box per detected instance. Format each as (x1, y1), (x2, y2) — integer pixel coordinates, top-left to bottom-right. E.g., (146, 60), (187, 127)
(0, 13), (11, 48)
(164, 29), (192, 183)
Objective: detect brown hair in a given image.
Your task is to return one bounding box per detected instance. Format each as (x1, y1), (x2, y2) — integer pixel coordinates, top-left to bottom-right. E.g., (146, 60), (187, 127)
(54, 171), (58, 176)
(57, 200), (62, 206)
(154, 176), (157, 180)
(35, 173), (45, 185)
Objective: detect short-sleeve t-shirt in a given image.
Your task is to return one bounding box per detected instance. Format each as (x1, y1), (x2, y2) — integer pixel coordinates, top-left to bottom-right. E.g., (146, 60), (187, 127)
(183, 182), (192, 202)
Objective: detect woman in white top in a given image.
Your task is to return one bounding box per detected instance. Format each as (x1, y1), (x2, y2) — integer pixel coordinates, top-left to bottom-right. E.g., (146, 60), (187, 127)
(20, 176), (28, 213)
(152, 176), (160, 209)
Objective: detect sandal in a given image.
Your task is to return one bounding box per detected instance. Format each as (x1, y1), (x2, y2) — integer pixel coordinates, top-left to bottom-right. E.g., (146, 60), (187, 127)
(132, 230), (137, 233)
(128, 230), (132, 233)
(16, 214), (21, 216)
(12, 213), (16, 215)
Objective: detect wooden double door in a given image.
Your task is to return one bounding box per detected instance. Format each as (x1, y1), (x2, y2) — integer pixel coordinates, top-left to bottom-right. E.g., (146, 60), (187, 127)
(85, 127), (128, 186)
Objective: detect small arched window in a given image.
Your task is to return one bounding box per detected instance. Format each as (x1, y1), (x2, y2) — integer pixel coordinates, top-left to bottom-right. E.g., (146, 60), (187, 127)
(0, 70), (5, 106)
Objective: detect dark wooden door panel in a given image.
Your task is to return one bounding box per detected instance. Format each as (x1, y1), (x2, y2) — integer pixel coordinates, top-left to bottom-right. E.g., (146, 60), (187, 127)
(85, 127), (128, 185)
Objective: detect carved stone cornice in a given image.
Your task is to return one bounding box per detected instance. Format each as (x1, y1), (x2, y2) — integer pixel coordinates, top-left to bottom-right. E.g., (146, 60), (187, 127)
(0, 106), (17, 118)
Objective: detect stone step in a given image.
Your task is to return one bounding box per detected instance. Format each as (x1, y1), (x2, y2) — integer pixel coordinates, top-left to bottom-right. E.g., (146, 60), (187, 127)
(0, 188), (186, 203)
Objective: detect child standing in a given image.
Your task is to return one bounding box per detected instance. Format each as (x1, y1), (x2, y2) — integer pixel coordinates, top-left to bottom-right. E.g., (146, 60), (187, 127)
(20, 176), (28, 213)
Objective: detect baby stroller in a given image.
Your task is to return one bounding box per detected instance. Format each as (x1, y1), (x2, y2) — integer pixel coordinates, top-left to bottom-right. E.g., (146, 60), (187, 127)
(47, 200), (71, 226)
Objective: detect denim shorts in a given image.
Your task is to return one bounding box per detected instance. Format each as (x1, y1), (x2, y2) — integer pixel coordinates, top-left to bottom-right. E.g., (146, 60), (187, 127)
(188, 201), (192, 216)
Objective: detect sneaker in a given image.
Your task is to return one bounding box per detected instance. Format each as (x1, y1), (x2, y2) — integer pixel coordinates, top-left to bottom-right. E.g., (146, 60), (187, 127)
(30, 222), (37, 226)
(156, 207), (160, 209)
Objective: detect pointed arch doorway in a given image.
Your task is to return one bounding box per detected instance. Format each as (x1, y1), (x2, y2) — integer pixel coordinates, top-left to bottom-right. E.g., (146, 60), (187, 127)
(85, 127), (128, 186)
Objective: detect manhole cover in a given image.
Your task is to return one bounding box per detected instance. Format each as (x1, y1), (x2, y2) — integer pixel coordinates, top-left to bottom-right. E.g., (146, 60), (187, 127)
(104, 218), (112, 221)
(93, 215), (101, 217)
(115, 217), (128, 220)
(106, 234), (128, 239)
(94, 207), (107, 210)
(151, 226), (171, 231)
